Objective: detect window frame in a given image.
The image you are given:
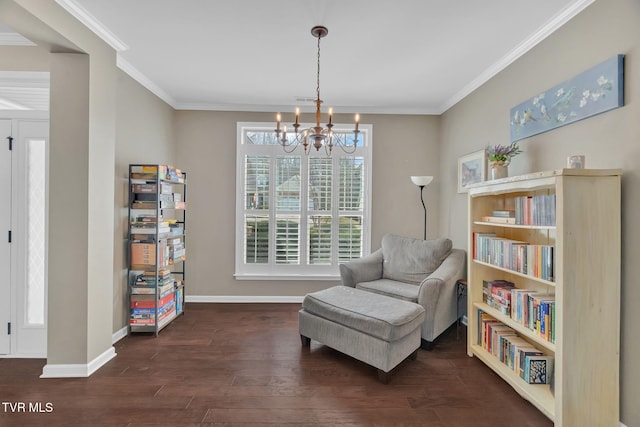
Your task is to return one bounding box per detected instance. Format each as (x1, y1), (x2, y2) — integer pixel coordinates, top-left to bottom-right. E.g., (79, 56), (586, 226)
(235, 121), (372, 280)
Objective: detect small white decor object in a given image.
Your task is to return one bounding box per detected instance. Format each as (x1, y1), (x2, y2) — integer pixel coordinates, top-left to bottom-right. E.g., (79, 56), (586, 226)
(567, 155), (585, 169)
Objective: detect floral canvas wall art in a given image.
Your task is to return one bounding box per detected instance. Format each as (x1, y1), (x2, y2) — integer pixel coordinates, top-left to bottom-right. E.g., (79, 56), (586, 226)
(510, 54), (624, 142)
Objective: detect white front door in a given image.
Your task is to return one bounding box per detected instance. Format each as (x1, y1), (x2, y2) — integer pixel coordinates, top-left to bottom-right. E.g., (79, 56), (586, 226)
(0, 119), (11, 355)
(12, 119), (48, 357)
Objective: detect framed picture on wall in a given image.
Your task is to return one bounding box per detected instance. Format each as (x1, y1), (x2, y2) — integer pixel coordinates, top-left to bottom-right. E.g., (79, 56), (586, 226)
(458, 149), (486, 193)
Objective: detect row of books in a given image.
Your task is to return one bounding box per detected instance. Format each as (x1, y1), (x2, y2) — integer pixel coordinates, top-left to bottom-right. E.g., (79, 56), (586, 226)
(130, 181), (184, 209)
(133, 268), (172, 285)
(473, 232), (555, 281)
(131, 289), (175, 309)
(133, 192), (177, 205)
(131, 279), (174, 296)
(483, 279), (556, 343)
(512, 290), (556, 343)
(130, 303), (176, 326)
(130, 271), (178, 326)
(130, 291), (176, 323)
(131, 164), (185, 184)
(130, 181), (174, 195)
(130, 215), (172, 235)
(479, 311), (554, 385)
(514, 194), (556, 226)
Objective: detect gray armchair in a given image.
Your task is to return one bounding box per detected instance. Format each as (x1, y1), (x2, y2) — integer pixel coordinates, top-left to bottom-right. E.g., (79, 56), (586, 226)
(339, 233), (466, 349)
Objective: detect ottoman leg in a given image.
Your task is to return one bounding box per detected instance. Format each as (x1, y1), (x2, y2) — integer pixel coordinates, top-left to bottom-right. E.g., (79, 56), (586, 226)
(421, 339), (435, 351)
(300, 335), (311, 347)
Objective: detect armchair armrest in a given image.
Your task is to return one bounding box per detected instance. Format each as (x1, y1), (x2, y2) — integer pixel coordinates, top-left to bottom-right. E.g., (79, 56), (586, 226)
(416, 249), (466, 341)
(339, 248), (384, 287)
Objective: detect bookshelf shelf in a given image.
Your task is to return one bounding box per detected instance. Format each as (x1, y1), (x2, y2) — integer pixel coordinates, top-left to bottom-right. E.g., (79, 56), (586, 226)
(128, 164), (187, 336)
(471, 260), (556, 287)
(473, 221), (556, 230)
(470, 344), (555, 419)
(467, 168), (621, 426)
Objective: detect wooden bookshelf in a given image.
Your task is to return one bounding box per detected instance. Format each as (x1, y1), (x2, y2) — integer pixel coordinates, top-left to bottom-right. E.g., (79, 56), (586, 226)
(467, 168), (621, 426)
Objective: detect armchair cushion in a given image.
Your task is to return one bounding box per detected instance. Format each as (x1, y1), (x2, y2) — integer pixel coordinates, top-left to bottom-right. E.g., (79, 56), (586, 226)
(381, 234), (453, 284)
(356, 279), (418, 302)
(339, 249), (384, 287)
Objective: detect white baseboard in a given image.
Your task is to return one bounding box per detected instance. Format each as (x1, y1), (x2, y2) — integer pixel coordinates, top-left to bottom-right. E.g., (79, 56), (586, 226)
(620, 422), (627, 427)
(112, 326), (128, 344)
(40, 346), (116, 378)
(0, 352), (46, 359)
(186, 295), (304, 303)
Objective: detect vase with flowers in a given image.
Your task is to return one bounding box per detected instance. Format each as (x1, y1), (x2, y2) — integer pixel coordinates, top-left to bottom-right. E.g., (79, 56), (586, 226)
(486, 142), (522, 180)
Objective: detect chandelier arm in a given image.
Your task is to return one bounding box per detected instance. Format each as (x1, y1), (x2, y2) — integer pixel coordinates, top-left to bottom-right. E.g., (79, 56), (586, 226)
(282, 144), (298, 154)
(280, 129), (309, 152)
(332, 132), (359, 150)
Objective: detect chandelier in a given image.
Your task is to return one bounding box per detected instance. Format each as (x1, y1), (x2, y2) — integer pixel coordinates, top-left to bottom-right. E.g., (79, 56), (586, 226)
(275, 26), (360, 155)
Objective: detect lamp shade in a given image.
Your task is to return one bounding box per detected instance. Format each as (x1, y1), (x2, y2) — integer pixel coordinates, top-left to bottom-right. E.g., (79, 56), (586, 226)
(411, 176), (434, 186)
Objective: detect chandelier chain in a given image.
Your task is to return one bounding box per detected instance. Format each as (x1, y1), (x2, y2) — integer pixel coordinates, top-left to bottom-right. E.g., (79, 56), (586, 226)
(316, 32), (321, 102)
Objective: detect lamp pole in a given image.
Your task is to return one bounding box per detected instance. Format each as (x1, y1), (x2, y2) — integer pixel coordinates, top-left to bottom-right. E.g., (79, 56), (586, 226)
(419, 185), (427, 240)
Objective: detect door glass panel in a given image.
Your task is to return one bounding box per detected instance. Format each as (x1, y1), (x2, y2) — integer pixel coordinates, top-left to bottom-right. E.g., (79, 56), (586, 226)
(26, 138), (45, 325)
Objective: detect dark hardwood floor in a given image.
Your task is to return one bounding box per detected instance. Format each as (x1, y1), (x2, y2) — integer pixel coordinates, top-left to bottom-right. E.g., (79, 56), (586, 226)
(0, 303), (553, 426)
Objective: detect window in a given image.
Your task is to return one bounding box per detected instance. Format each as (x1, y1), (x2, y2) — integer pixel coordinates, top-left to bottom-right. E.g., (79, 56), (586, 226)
(235, 122), (372, 279)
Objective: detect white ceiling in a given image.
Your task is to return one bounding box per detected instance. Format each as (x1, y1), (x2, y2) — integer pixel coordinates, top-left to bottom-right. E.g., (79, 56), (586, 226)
(1, 0), (593, 114)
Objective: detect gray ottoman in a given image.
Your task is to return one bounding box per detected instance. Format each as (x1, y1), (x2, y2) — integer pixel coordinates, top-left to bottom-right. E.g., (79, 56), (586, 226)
(299, 286), (425, 383)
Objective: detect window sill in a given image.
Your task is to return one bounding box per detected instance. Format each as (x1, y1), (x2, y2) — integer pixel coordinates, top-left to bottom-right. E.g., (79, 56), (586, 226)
(234, 273), (341, 281)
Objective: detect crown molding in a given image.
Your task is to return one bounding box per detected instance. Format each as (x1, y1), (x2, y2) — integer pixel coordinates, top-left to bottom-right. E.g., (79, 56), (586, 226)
(439, 0), (595, 113)
(172, 101), (440, 115)
(116, 56), (177, 108)
(55, 0), (129, 52)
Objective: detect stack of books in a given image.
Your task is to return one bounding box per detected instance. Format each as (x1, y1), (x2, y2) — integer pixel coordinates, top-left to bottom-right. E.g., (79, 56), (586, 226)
(482, 210), (516, 224)
(130, 214), (171, 235)
(130, 270), (176, 326)
(482, 279), (515, 315)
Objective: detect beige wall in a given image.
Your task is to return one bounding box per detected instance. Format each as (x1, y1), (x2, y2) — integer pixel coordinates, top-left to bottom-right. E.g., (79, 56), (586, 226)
(0, 45), (48, 70)
(440, 0), (639, 424)
(174, 111), (441, 297)
(48, 53), (90, 364)
(4, 0), (117, 366)
(113, 70), (176, 330)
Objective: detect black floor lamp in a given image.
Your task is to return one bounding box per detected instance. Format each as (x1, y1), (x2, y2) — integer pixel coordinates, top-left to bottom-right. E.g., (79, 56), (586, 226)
(411, 176), (433, 240)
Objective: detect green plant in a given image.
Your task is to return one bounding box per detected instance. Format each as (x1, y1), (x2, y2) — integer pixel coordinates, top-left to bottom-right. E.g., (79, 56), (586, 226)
(486, 142), (522, 163)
